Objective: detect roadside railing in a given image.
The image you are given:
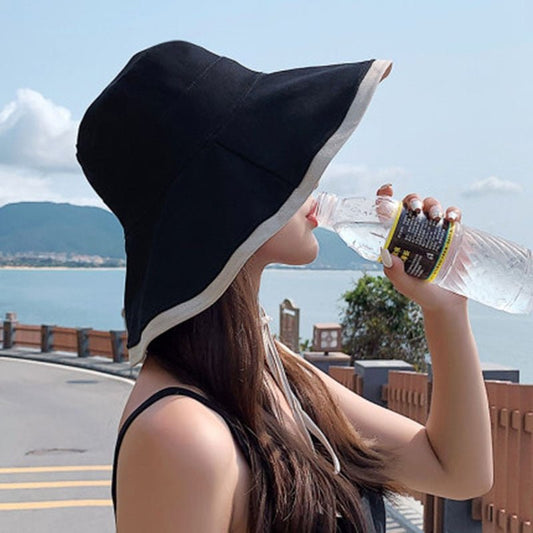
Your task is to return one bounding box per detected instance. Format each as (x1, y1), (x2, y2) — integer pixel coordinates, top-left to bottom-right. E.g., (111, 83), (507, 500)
(477, 380), (533, 533)
(1, 316), (127, 362)
(2, 307), (532, 532)
(329, 365), (363, 395)
(328, 365), (533, 533)
(387, 371), (430, 516)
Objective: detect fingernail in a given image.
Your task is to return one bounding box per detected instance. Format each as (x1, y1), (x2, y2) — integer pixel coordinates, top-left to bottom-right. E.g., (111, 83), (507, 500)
(380, 247), (393, 268)
(409, 199), (423, 214)
(429, 205), (443, 221)
(377, 183), (393, 195)
(448, 211), (459, 222)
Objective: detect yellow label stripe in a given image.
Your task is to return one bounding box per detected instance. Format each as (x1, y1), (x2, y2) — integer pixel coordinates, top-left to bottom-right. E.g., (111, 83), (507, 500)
(0, 480), (111, 490)
(0, 499), (112, 511)
(0, 465), (112, 474)
(427, 221), (456, 282)
(379, 202), (403, 263)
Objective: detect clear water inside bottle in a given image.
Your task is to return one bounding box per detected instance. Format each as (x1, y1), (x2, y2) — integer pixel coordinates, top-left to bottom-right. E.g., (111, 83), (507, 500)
(333, 222), (389, 262)
(316, 194), (397, 262)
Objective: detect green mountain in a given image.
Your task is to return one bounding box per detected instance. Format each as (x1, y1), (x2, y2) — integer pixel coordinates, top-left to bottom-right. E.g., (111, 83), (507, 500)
(0, 202), (376, 270)
(309, 227), (377, 270)
(0, 202), (125, 259)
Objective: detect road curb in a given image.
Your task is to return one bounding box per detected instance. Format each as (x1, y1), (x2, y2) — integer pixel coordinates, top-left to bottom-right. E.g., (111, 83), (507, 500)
(0, 348), (138, 382)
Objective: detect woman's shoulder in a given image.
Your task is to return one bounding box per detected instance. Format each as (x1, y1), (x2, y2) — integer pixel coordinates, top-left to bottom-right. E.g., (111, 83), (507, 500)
(121, 390), (239, 473)
(120, 359), (238, 463)
(116, 390), (241, 531)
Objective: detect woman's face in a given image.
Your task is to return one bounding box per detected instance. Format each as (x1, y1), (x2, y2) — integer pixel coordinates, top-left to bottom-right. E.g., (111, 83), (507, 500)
(252, 194), (319, 268)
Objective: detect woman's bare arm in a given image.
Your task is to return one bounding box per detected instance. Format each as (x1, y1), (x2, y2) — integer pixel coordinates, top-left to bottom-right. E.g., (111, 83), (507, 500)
(301, 297), (493, 499)
(297, 188), (493, 499)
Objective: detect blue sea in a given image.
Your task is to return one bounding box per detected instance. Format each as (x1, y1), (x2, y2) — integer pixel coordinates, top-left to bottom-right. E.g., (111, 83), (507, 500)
(0, 268), (531, 383)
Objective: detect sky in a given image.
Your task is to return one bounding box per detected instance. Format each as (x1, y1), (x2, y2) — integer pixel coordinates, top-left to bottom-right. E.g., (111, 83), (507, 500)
(1, 1), (532, 248)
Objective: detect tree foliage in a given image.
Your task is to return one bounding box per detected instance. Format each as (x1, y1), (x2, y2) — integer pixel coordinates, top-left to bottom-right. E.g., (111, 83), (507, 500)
(340, 274), (428, 371)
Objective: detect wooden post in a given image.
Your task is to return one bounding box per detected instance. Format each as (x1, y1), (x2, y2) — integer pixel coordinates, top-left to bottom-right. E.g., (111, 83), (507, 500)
(3, 314), (17, 349)
(41, 325), (54, 353)
(110, 330), (126, 363)
(279, 299), (300, 353)
(76, 328), (92, 358)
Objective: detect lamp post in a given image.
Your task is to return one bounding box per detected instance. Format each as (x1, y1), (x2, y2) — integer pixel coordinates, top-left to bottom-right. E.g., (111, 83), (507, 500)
(312, 323), (342, 354)
(304, 323), (350, 374)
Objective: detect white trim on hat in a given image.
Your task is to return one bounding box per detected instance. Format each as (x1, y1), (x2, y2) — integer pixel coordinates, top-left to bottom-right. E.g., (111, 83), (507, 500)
(127, 59), (393, 367)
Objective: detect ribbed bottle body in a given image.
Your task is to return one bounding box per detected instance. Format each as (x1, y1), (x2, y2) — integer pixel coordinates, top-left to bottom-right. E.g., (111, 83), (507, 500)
(433, 225), (533, 314)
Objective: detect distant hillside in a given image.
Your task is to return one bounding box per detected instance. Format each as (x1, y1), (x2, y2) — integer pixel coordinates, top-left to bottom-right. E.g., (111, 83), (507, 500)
(0, 202), (376, 270)
(0, 202), (125, 259)
(309, 227), (377, 270)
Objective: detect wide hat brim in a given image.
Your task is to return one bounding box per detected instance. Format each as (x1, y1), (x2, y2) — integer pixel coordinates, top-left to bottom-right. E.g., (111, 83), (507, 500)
(76, 42), (391, 367)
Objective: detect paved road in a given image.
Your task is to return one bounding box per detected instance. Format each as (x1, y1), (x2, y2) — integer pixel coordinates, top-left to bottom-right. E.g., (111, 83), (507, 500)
(0, 357), (132, 533)
(0, 353), (420, 532)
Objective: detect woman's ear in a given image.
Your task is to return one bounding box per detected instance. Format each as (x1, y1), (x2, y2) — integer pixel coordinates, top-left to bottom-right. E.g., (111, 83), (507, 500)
(380, 63), (393, 82)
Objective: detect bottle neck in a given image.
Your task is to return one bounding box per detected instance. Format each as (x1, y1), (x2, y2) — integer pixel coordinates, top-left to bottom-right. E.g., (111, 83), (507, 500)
(315, 192), (339, 230)
(316, 192), (401, 229)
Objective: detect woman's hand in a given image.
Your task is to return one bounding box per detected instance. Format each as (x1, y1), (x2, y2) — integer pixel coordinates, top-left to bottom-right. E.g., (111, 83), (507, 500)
(376, 184), (466, 313)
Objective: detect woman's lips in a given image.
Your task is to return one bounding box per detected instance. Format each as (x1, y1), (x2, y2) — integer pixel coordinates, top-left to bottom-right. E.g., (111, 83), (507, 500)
(306, 200), (318, 227)
(307, 214), (318, 227)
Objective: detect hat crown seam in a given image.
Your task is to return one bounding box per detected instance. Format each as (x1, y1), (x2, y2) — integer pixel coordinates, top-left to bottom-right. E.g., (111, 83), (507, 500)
(122, 71), (265, 239)
(214, 139), (295, 191)
(184, 56), (223, 93)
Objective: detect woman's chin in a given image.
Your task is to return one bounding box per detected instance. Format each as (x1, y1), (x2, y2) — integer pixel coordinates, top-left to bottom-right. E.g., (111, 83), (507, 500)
(303, 242), (320, 264)
(283, 245), (319, 266)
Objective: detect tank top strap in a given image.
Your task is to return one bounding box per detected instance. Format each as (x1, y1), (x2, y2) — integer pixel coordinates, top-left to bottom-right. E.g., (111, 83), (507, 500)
(111, 386), (252, 513)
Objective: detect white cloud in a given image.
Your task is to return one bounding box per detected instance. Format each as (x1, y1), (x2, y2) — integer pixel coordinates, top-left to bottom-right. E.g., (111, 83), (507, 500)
(0, 90), (107, 209)
(0, 89), (79, 172)
(316, 163), (409, 196)
(462, 176), (523, 197)
(0, 166), (107, 209)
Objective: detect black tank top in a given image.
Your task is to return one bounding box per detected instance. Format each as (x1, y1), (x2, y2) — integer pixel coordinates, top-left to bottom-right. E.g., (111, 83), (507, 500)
(111, 387), (385, 532)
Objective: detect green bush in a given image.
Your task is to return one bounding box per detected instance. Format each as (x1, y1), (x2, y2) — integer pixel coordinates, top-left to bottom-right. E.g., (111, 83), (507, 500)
(340, 274), (428, 371)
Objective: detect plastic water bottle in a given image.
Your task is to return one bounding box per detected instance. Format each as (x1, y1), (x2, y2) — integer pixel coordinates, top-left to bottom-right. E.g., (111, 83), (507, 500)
(315, 192), (533, 314)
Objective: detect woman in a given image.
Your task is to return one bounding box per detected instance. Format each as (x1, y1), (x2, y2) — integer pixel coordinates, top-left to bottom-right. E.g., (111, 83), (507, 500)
(76, 41), (493, 532)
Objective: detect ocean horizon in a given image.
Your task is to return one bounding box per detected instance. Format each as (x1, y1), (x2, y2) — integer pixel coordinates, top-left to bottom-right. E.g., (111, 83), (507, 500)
(1, 267), (531, 383)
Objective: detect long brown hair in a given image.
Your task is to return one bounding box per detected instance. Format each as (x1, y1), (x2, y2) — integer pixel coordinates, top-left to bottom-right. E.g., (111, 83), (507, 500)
(147, 263), (402, 532)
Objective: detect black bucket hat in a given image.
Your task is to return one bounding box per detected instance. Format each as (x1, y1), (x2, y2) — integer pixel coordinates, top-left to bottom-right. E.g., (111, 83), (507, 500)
(76, 40), (391, 366)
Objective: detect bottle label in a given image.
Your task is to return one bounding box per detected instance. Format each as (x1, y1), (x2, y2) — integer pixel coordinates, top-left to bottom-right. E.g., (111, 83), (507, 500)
(383, 205), (455, 281)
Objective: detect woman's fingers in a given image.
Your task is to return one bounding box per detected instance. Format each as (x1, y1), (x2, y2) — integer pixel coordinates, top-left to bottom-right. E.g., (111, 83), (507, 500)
(376, 184), (395, 222)
(376, 183), (393, 197)
(403, 193), (423, 214)
(423, 197), (444, 222)
(445, 206), (462, 223)
(402, 193), (460, 223)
